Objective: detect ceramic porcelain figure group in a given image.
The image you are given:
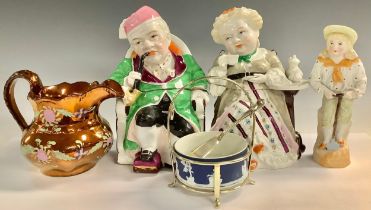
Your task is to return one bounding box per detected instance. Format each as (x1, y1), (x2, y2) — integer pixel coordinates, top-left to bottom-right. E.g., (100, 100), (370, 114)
(4, 6), (367, 177)
(110, 6), (367, 172)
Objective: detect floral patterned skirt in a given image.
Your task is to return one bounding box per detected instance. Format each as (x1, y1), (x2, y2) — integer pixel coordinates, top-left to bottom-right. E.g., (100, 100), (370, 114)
(211, 82), (299, 169)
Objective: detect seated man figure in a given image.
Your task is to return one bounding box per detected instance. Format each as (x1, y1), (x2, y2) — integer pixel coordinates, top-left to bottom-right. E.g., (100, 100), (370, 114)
(110, 6), (209, 173)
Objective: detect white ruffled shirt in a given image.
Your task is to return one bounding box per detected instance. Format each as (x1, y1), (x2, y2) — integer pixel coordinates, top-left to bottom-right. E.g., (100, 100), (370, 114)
(310, 57), (367, 99)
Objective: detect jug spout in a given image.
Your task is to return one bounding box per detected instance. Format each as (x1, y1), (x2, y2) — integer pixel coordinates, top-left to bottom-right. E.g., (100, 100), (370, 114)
(81, 79), (124, 108)
(102, 79), (125, 98)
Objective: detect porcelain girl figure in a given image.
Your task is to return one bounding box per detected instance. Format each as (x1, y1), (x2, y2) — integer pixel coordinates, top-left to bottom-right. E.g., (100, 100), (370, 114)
(208, 7), (307, 170)
(310, 25), (367, 168)
(110, 6), (209, 173)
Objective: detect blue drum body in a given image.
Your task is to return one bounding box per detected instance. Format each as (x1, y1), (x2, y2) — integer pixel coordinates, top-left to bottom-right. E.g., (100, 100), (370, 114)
(173, 131), (250, 190)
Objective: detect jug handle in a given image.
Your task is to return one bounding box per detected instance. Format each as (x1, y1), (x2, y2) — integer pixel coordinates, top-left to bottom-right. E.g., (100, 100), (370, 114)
(3, 70), (43, 131)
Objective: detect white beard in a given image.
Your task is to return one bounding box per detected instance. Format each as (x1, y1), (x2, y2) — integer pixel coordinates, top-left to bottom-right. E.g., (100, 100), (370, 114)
(144, 53), (175, 81)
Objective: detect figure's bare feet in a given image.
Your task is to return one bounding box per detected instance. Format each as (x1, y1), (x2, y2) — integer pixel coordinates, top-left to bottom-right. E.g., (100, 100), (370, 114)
(337, 140), (345, 148)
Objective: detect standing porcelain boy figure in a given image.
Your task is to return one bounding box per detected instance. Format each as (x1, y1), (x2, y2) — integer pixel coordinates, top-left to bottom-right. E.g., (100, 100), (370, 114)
(310, 25), (367, 168)
(110, 6), (208, 173)
(208, 7), (307, 170)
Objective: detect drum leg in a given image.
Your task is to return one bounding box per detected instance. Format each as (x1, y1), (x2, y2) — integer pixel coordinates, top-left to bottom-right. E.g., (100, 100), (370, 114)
(245, 175), (256, 185)
(169, 152), (177, 188)
(215, 198), (221, 208)
(168, 169), (177, 188)
(214, 165), (221, 208)
(244, 160), (256, 185)
(168, 178), (177, 188)
(246, 114), (256, 185)
(243, 172), (255, 185)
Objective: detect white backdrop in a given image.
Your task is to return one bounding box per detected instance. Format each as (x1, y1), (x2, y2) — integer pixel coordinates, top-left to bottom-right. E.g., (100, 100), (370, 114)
(1, 0), (370, 137)
(1, 1), (371, 209)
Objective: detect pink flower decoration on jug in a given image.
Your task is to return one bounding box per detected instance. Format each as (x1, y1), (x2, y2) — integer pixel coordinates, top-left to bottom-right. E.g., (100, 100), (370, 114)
(106, 137), (113, 144)
(36, 149), (48, 162)
(43, 109), (56, 123)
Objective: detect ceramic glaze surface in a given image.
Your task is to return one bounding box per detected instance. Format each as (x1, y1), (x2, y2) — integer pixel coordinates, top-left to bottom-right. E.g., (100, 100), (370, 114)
(174, 131), (248, 160)
(173, 131), (249, 190)
(4, 70), (124, 176)
(113, 6), (208, 173)
(208, 7), (308, 169)
(175, 158), (248, 189)
(310, 25), (367, 168)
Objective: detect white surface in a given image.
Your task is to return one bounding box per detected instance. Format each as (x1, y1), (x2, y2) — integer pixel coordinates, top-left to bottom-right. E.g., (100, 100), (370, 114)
(1, 133), (371, 210)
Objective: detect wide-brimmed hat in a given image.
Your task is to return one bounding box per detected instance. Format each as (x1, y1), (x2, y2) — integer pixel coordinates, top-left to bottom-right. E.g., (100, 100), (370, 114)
(323, 25), (358, 45)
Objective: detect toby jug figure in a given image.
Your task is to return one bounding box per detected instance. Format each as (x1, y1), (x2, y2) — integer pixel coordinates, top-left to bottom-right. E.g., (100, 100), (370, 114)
(110, 6), (209, 173)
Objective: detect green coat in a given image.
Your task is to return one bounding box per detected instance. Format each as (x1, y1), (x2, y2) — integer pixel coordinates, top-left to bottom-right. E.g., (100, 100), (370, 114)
(110, 54), (207, 151)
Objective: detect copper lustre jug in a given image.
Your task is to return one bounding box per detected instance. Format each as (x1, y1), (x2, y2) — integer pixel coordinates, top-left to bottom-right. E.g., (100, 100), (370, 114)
(4, 70), (124, 176)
